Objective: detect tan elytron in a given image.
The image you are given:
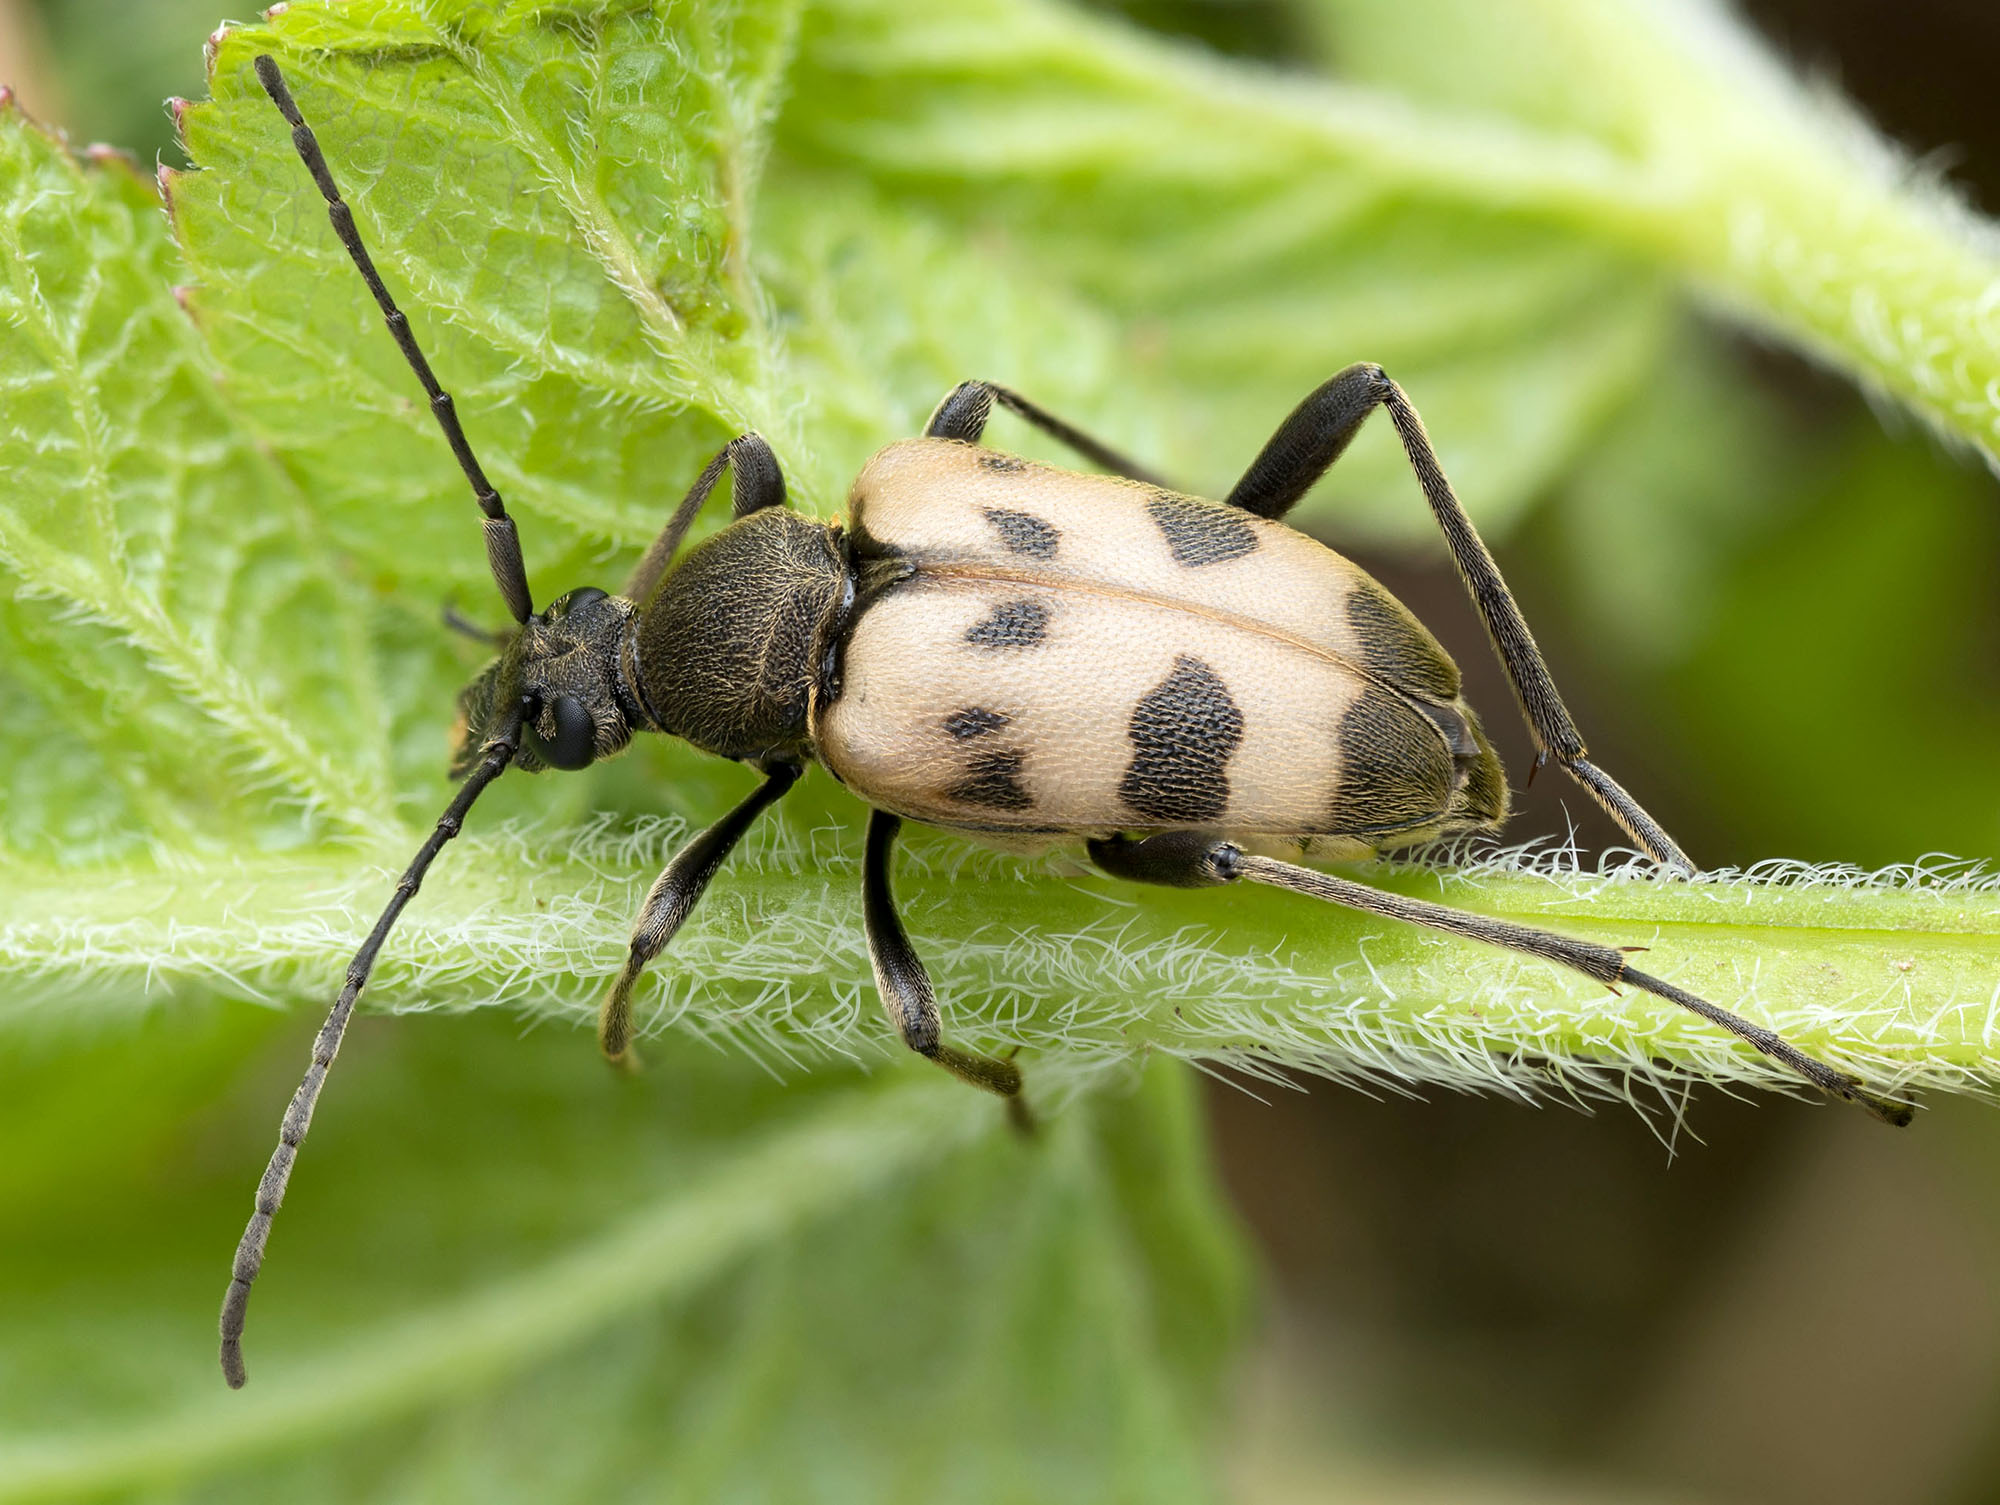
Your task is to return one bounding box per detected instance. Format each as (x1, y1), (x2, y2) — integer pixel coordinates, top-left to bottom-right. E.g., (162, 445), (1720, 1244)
(815, 439), (1507, 853)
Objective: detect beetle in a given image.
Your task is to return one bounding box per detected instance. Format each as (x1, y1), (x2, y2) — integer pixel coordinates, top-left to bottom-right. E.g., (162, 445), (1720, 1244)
(221, 55), (1912, 1389)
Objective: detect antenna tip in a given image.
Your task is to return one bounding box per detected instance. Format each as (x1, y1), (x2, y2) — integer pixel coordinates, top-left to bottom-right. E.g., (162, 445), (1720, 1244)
(221, 1341), (247, 1389)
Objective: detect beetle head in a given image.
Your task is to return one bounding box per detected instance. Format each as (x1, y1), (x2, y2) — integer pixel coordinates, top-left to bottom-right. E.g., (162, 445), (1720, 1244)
(451, 587), (637, 776)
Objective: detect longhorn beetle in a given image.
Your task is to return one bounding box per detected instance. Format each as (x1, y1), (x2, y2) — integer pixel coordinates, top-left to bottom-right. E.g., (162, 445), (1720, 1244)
(222, 54), (1913, 1388)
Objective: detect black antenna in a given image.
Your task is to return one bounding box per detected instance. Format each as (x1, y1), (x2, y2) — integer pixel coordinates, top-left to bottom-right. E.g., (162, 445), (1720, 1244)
(219, 711), (526, 1388)
(253, 54), (534, 624)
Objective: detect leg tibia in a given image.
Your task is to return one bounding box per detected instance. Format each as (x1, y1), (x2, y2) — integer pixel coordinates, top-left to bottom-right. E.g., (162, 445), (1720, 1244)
(595, 762), (800, 1067)
(1226, 365), (1695, 875)
(1088, 833), (1909, 1126)
(863, 811), (1029, 1122)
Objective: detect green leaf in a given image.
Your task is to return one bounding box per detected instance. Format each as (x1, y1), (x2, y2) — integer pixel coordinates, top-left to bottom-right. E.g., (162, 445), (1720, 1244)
(1310, 0), (2000, 470)
(787, 0), (2000, 508)
(0, 1017), (1244, 1501)
(167, 2), (795, 578)
(778, 0), (1678, 543)
(0, 105), (390, 854)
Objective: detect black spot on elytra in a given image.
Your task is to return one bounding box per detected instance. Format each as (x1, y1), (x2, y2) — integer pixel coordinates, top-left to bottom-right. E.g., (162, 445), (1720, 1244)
(1118, 656), (1243, 822)
(1326, 683), (1455, 836)
(977, 451), (1029, 473)
(983, 506), (1059, 558)
(944, 706), (1010, 740)
(964, 598), (1050, 648)
(1146, 493), (1259, 567)
(949, 749), (1034, 810)
(1347, 583), (1459, 699)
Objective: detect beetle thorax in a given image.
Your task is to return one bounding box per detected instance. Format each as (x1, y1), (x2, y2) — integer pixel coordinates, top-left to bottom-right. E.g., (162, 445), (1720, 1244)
(628, 509), (851, 763)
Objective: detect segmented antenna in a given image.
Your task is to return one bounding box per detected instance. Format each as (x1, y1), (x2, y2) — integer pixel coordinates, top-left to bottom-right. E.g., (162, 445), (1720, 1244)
(219, 712), (525, 1388)
(252, 54), (534, 624)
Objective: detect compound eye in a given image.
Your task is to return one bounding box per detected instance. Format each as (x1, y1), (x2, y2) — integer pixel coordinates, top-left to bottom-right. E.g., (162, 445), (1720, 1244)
(556, 587), (608, 616)
(537, 694), (597, 770)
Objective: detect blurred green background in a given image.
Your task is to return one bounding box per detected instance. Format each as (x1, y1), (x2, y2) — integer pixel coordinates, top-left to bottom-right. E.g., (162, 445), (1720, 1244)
(3, 0), (1998, 1500)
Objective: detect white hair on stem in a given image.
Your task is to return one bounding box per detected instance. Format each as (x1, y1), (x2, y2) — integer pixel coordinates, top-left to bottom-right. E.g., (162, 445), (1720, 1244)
(5, 820), (1993, 1126)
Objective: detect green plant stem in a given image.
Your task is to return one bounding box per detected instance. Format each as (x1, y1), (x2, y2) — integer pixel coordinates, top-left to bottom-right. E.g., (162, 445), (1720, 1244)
(9, 828), (1996, 1105)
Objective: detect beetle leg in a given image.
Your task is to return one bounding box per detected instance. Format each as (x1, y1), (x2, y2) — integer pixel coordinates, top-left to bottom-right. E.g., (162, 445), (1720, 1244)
(863, 811), (1031, 1128)
(597, 759), (802, 1067)
(1090, 834), (1913, 1126)
(1087, 830), (1232, 888)
(620, 433), (789, 606)
(1224, 362), (1391, 523)
(1227, 364), (1694, 876)
(925, 380), (1172, 489)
